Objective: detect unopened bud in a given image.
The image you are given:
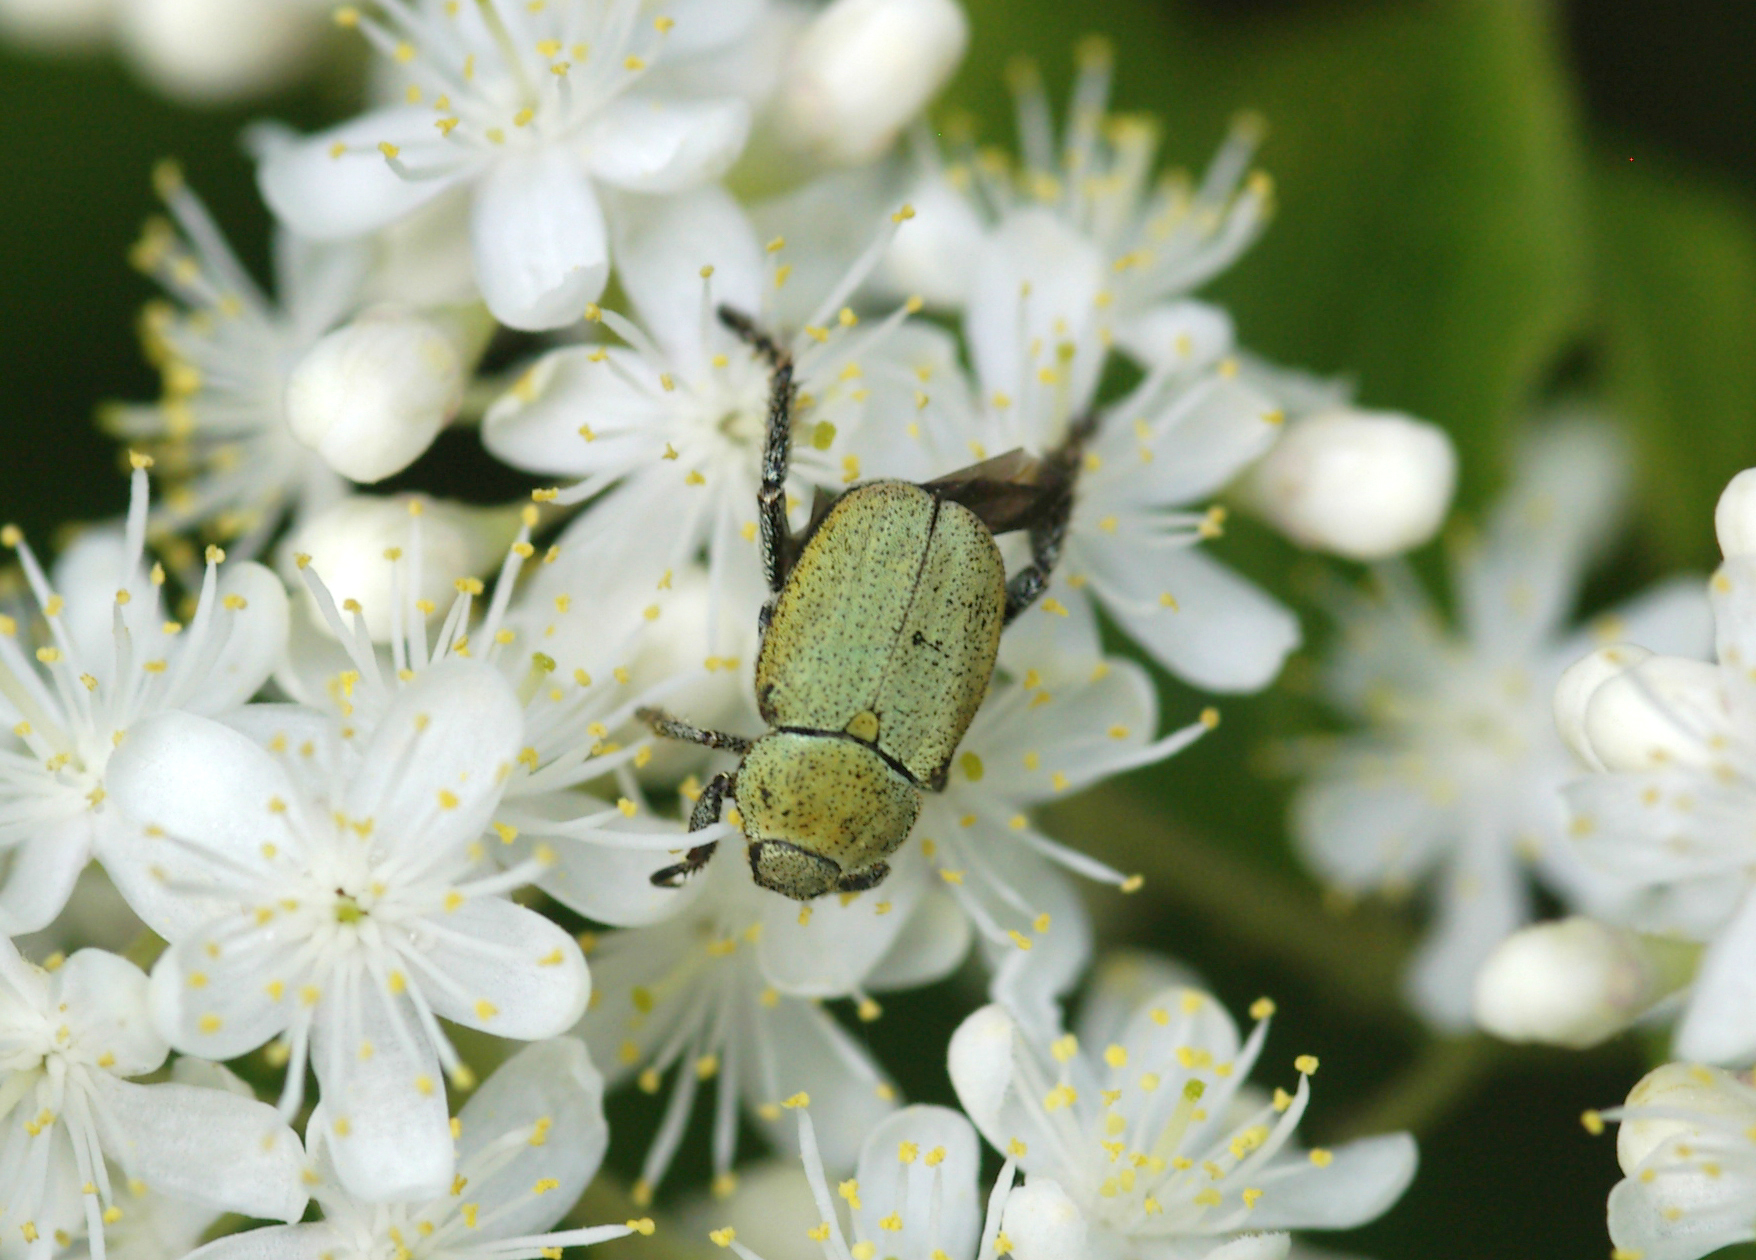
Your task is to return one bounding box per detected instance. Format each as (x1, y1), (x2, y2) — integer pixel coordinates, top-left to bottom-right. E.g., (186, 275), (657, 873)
(1473, 918), (1695, 1050)
(1243, 408), (1456, 561)
(1579, 654), (1726, 774)
(1716, 468), (1756, 559)
(1554, 643), (1653, 771)
(1616, 1061), (1755, 1175)
(286, 496), (516, 641)
(286, 309), (463, 484)
(772, 0), (969, 166)
(0, 0), (112, 49)
(117, 0), (327, 103)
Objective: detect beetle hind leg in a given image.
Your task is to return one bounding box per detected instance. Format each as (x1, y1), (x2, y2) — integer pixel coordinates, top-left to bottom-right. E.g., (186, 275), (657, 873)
(1003, 410), (1100, 625)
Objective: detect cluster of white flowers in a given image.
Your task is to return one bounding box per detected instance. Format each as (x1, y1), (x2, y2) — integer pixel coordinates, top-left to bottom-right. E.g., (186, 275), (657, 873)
(3, 2), (1518, 1259)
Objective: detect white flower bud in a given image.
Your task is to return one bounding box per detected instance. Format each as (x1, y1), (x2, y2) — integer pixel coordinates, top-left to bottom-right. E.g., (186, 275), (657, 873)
(117, 0), (327, 104)
(771, 0), (969, 166)
(1243, 408), (1456, 561)
(1553, 643), (1653, 771)
(286, 308), (464, 485)
(1580, 654), (1726, 774)
(1472, 918), (1677, 1049)
(0, 0), (112, 49)
(999, 1178), (1088, 1260)
(1616, 1061), (1754, 1175)
(1716, 468), (1756, 559)
(286, 496), (515, 642)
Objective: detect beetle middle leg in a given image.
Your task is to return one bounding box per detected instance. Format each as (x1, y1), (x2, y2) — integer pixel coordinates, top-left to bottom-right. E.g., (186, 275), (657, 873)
(635, 707), (753, 754)
(650, 770), (737, 888)
(718, 305), (797, 609)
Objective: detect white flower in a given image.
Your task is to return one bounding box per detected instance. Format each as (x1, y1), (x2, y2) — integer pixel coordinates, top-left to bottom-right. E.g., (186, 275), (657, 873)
(483, 184), (922, 650)
(1557, 462), (1756, 1064)
(850, 220), (1296, 692)
(704, 1103), (1024, 1260)
(0, 937), (308, 1260)
(183, 1039), (647, 1260)
(576, 850), (925, 1203)
(1596, 1062), (1756, 1260)
(0, 463), (288, 933)
(0, 0), (111, 48)
(872, 37), (1270, 337)
(947, 977), (1417, 1260)
(104, 166), (366, 557)
(98, 660), (589, 1202)
(257, 0), (760, 331)
(279, 498), (721, 929)
(1293, 420), (1713, 1029)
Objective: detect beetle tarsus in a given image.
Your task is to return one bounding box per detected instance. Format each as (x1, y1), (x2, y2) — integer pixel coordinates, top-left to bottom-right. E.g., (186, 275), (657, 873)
(636, 707), (753, 755)
(651, 843), (719, 888)
(649, 770), (737, 889)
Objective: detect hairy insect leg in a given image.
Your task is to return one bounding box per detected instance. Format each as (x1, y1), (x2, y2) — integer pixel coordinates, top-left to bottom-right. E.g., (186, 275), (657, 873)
(718, 305), (797, 611)
(1003, 411), (1099, 625)
(650, 770), (737, 888)
(635, 707), (754, 755)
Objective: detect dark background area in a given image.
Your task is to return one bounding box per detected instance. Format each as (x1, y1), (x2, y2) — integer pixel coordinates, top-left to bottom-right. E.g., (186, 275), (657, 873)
(3, 3), (1755, 1258)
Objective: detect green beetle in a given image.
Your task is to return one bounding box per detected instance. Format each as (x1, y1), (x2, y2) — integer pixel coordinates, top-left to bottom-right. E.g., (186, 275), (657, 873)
(637, 307), (1090, 901)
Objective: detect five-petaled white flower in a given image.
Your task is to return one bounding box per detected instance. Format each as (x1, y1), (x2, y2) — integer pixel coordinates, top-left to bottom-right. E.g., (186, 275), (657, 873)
(947, 970), (1417, 1260)
(258, 0), (761, 330)
(183, 1038), (649, 1260)
(98, 660), (589, 1202)
(1293, 420), (1711, 1029)
(0, 462), (288, 934)
(0, 937), (308, 1260)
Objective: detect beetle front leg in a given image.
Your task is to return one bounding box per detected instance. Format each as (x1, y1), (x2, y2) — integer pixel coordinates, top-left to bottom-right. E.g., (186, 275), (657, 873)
(650, 770), (737, 888)
(719, 305), (797, 604)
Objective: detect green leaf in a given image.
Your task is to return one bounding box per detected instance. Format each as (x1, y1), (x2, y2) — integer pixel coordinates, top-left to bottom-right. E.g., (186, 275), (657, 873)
(949, 0), (1591, 508)
(1594, 151), (1756, 569)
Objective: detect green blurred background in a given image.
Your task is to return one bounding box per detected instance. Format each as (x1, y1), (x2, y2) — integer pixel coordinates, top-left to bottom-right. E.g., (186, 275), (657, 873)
(5, 1), (1756, 1257)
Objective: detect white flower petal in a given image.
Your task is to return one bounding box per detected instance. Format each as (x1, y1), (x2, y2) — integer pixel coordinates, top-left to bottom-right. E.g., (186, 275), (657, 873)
(745, 998), (895, 1173)
(470, 148), (609, 331)
(610, 184), (762, 372)
(344, 661), (522, 859)
(963, 209), (1106, 418)
(999, 1178), (1087, 1260)
(452, 1038), (609, 1237)
(176, 562), (291, 714)
(1073, 950), (1206, 1057)
(1085, 545), (1299, 692)
(1244, 1133), (1418, 1230)
(416, 897), (589, 1039)
(1405, 840), (1529, 1031)
(854, 1106), (981, 1260)
(657, 0), (765, 56)
(512, 793), (687, 928)
(1203, 1235), (1294, 1260)
(985, 857), (1091, 1044)
(90, 1073), (308, 1222)
(756, 847), (926, 997)
(257, 109), (467, 241)
(182, 1224), (340, 1260)
(1111, 300), (1236, 373)
(57, 947), (165, 1077)
(946, 1003), (1017, 1144)
(103, 711), (305, 939)
(0, 816), (95, 935)
(482, 345), (671, 476)
(863, 887), (971, 991)
(1678, 888), (1756, 1064)
(310, 981), (452, 1202)
(1292, 772), (1447, 893)
(149, 918), (292, 1060)
(583, 95), (750, 194)
(1092, 374), (1283, 506)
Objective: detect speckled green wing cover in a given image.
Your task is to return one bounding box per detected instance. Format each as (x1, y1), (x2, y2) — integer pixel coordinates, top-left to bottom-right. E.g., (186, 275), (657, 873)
(754, 480), (1006, 787)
